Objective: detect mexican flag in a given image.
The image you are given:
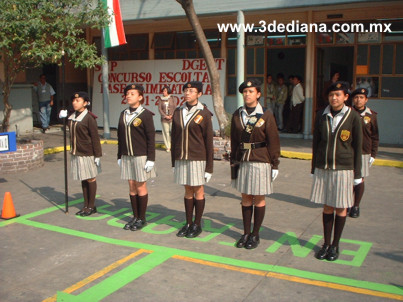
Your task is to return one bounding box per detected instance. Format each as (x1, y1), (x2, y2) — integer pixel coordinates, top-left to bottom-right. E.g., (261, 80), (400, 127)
(102, 0), (127, 48)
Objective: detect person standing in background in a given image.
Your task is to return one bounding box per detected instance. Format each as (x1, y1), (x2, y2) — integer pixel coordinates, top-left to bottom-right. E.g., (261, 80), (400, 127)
(285, 75), (305, 133)
(158, 86), (176, 152)
(34, 74), (55, 133)
(274, 73), (288, 131)
(265, 74), (276, 111)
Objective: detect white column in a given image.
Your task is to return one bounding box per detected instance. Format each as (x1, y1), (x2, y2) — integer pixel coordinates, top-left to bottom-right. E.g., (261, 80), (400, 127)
(236, 10), (245, 108)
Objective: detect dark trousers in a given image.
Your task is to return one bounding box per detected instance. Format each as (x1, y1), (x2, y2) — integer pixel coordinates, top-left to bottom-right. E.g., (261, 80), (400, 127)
(286, 102), (304, 133)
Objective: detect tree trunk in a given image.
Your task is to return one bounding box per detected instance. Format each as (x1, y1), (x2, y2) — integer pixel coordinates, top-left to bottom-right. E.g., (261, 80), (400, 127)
(1, 57), (14, 133)
(177, 0), (229, 136)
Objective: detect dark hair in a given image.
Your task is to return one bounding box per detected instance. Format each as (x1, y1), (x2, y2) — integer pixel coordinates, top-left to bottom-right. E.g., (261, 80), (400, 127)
(39, 74), (46, 78)
(267, 74), (272, 78)
(294, 75), (303, 82)
(161, 86), (171, 94)
(277, 73), (284, 79)
(288, 75), (294, 79)
(330, 71), (340, 79)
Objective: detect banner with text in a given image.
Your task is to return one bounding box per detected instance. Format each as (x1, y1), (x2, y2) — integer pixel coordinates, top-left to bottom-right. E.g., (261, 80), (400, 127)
(92, 58), (226, 131)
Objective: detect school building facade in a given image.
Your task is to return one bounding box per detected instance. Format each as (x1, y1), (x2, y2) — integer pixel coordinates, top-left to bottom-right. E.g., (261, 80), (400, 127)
(9, 0), (403, 144)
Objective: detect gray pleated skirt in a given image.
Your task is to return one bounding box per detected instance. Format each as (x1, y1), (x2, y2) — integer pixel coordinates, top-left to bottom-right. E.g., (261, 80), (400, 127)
(71, 155), (100, 181)
(310, 168), (354, 208)
(120, 155), (156, 182)
(361, 154), (370, 178)
(232, 162), (273, 196)
(174, 160), (206, 186)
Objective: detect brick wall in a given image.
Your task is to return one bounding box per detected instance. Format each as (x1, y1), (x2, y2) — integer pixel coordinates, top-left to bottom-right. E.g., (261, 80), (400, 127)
(213, 137), (231, 160)
(0, 140), (44, 174)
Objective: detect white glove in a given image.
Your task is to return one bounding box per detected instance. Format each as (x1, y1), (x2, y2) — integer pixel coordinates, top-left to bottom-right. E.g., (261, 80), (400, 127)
(271, 169), (279, 181)
(117, 159), (121, 167)
(354, 178), (363, 186)
(369, 157), (375, 167)
(204, 172), (212, 183)
(144, 161), (154, 173)
(59, 109), (68, 119)
(94, 158), (101, 167)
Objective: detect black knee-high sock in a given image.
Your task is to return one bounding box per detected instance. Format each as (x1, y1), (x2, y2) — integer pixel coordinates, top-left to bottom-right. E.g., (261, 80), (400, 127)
(137, 194), (148, 221)
(241, 205), (253, 235)
(323, 213), (334, 245)
(251, 206), (265, 237)
(129, 195), (138, 218)
(81, 181), (89, 208)
(194, 198), (205, 226)
(353, 182), (365, 207)
(184, 198), (194, 225)
(87, 181), (97, 209)
(332, 215), (346, 248)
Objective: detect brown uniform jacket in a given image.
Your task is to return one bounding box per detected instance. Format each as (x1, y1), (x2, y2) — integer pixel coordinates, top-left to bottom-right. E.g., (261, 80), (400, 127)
(68, 109), (102, 157)
(312, 105), (362, 179)
(230, 104), (280, 169)
(158, 96), (176, 123)
(117, 106), (156, 161)
(353, 106), (379, 157)
(171, 102), (214, 173)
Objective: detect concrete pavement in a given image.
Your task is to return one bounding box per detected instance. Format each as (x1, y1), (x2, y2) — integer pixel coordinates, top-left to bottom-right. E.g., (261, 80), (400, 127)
(0, 127), (402, 301)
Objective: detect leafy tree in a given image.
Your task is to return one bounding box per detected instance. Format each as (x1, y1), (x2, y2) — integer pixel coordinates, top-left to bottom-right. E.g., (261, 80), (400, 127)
(0, 0), (109, 132)
(177, 0), (229, 136)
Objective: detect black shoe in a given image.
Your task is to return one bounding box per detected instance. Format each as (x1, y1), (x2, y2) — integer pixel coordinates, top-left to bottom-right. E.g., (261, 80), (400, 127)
(75, 208), (86, 216)
(349, 206), (360, 218)
(176, 224), (191, 237)
(236, 234), (249, 248)
(123, 217), (137, 230)
(346, 207), (351, 215)
(245, 235), (260, 249)
(315, 244), (329, 260)
(130, 219), (147, 231)
(326, 246), (339, 261)
(186, 224), (202, 238)
(80, 207), (97, 217)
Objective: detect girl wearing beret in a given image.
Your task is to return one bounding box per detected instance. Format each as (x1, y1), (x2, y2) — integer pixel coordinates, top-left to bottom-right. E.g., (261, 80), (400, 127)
(171, 81), (214, 239)
(64, 92), (102, 217)
(118, 84), (156, 231)
(158, 86), (176, 152)
(311, 81), (363, 261)
(350, 88), (379, 218)
(230, 80), (280, 249)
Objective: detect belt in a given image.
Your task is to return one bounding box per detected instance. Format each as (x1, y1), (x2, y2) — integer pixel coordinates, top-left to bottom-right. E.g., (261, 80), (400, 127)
(240, 142), (267, 150)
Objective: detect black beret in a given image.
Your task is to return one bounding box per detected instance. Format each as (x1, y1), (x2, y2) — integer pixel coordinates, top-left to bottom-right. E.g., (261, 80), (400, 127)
(71, 91), (90, 103)
(182, 81), (203, 93)
(351, 88), (368, 98)
(238, 79), (261, 93)
(124, 84), (144, 95)
(326, 81), (350, 95)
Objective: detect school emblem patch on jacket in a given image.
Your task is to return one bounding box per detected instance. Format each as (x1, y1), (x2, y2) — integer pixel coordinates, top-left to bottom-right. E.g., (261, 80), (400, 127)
(133, 118), (142, 127)
(194, 115), (204, 124)
(340, 129), (350, 141)
(255, 118), (265, 127)
(363, 116), (371, 124)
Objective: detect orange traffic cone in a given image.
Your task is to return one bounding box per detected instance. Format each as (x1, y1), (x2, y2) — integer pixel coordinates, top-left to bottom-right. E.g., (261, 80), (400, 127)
(1, 192), (20, 220)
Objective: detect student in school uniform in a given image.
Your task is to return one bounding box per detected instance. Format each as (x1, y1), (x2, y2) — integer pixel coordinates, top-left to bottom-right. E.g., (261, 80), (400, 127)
(158, 86), (176, 152)
(118, 84), (156, 231)
(230, 79), (280, 249)
(171, 81), (214, 239)
(350, 87), (379, 218)
(311, 81), (363, 261)
(60, 92), (102, 216)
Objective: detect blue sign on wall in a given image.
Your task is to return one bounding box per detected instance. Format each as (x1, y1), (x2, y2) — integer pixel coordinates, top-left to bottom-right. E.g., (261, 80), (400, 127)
(0, 132), (17, 153)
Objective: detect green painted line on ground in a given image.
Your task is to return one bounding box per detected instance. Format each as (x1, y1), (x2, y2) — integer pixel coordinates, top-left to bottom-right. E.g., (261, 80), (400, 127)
(17, 218), (403, 297)
(56, 252), (172, 302)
